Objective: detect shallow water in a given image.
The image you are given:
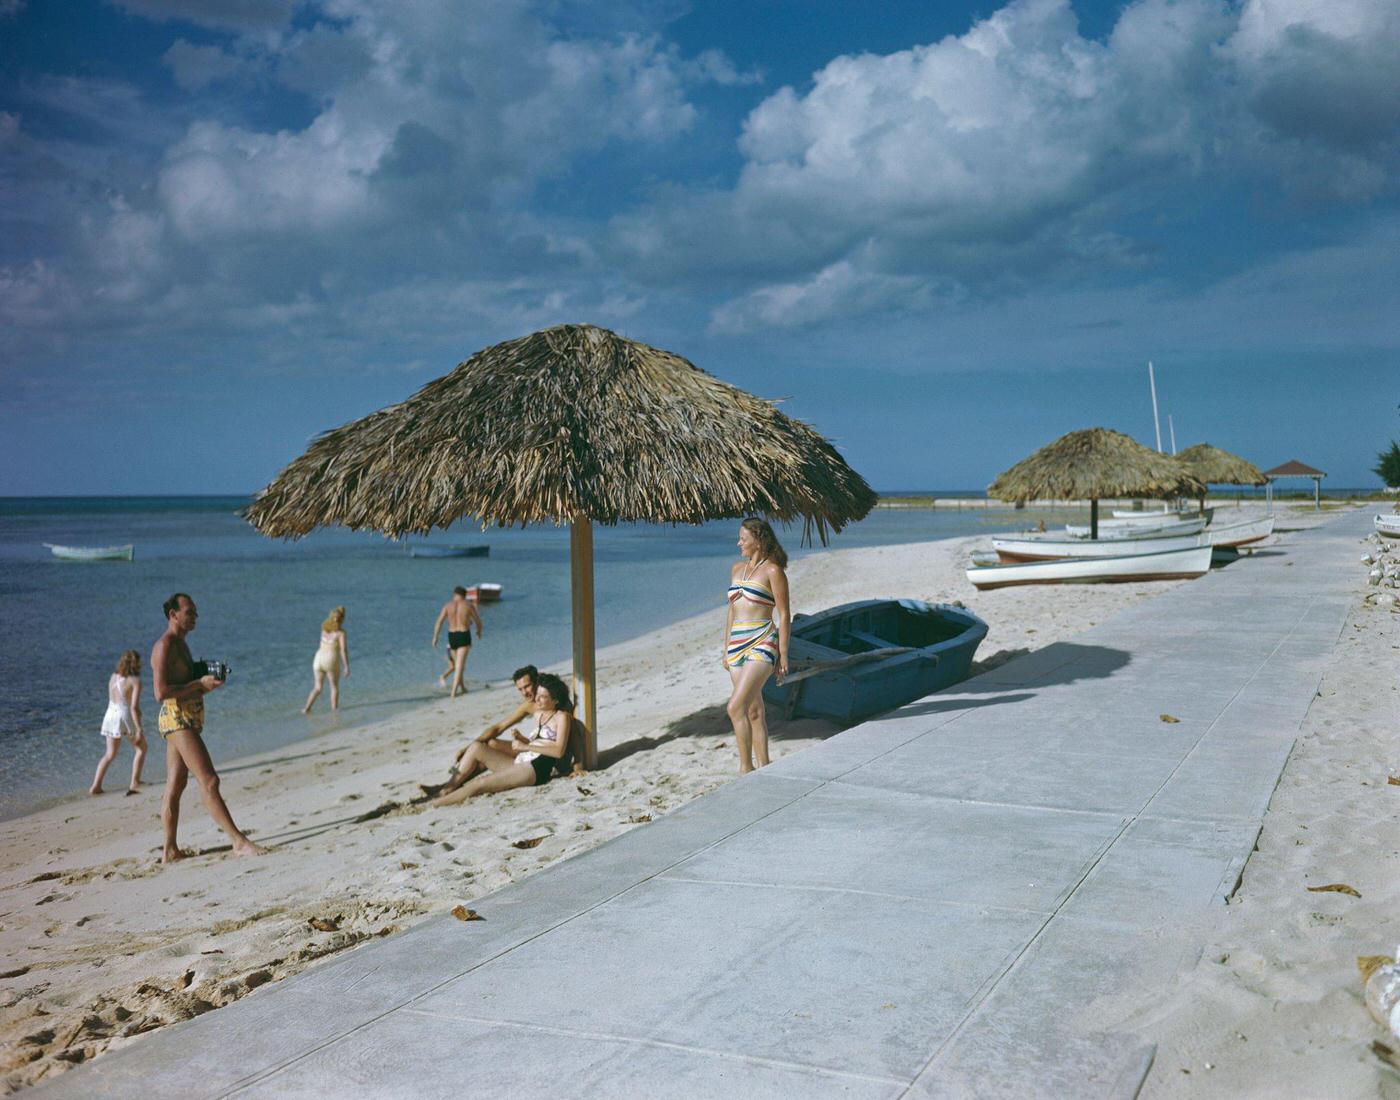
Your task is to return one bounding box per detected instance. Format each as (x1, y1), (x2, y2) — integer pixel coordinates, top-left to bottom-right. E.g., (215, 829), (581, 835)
(0, 495), (1074, 819)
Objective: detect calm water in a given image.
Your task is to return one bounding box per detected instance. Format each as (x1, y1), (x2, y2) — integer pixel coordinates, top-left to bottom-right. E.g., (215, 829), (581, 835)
(0, 495), (1070, 820)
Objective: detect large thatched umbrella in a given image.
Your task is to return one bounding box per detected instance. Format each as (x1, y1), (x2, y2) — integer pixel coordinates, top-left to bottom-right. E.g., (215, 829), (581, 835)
(988, 428), (1204, 538)
(245, 324), (876, 766)
(1175, 443), (1267, 514)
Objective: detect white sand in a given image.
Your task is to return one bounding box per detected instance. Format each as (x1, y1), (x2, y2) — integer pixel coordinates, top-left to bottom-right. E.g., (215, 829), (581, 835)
(0, 507), (1372, 1093)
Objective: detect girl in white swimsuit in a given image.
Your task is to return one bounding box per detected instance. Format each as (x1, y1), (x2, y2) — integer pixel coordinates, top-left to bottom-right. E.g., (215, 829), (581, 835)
(90, 650), (146, 796)
(304, 606), (349, 713)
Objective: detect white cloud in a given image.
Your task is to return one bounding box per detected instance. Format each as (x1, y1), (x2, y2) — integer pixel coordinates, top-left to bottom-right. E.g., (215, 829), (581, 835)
(709, 260), (941, 334)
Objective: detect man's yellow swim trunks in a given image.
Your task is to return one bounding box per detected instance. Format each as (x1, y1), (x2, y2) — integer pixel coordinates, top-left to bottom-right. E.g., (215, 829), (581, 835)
(158, 696), (204, 737)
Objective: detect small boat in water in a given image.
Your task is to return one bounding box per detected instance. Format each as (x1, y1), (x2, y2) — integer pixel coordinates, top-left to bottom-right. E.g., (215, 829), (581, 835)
(467, 583), (502, 602)
(1376, 514), (1400, 539)
(1110, 506), (1213, 524)
(44, 543), (134, 562)
(967, 544), (1213, 590)
(407, 544), (490, 558)
(761, 599), (988, 724)
(991, 528), (1206, 563)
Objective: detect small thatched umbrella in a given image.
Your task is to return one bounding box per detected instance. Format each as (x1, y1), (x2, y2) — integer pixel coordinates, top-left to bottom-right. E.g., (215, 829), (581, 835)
(1175, 443), (1267, 514)
(988, 428), (1204, 538)
(245, 324), (876, 766)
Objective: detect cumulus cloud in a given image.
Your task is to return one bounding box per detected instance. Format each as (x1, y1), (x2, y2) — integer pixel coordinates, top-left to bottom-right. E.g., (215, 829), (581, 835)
(603, 0), (1400, 330)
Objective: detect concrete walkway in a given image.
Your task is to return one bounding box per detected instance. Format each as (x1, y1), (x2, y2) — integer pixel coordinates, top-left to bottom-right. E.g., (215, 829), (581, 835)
(38, 512), (1367, 1099)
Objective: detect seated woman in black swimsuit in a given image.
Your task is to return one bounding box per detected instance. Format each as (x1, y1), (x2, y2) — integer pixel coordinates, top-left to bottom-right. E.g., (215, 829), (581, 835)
(431, 672), (575, 805)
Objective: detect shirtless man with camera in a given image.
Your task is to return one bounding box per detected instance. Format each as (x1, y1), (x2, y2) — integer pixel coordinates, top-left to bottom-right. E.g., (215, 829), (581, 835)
(152, 593), (264, 863)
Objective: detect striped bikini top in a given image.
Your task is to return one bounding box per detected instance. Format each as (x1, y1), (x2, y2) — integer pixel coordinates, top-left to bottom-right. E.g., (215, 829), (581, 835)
(728, 559), (776, 607)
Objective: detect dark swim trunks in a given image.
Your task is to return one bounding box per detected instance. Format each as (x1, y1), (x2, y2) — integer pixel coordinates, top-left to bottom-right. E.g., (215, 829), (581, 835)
(530, 752), (573, 786)
(448, 630), (471, 649)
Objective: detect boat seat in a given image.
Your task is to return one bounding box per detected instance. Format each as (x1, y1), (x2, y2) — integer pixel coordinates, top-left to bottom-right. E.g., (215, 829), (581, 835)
(841, 629), (896, 651)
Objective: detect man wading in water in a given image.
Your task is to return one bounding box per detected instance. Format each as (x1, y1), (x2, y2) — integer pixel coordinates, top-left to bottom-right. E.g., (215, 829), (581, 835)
(433, 585), (484, 698)
(152, 593), (264, 863)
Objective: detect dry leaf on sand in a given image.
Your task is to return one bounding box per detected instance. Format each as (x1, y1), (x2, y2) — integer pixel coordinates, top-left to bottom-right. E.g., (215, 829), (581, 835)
(511, 836), (548, 850)
(450, 905), (483, 922)
(1358, 956), (1392, 981)
(627, 814), (652, 824)
(1387, 776), (1400, 787)
(1372, 1041), (1400, 1072)
(1159, 714), (1181, 724)
(307, 917), (338, 932)
(1307, 883), (1361, 898)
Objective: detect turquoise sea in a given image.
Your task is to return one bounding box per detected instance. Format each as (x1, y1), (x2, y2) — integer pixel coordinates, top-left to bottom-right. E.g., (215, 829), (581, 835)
(0, 491), (1239, 819)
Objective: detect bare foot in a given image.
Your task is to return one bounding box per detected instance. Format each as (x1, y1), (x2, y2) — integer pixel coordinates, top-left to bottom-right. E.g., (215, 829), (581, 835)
(125, 787), (140, 797)
(233, 840), (268, 857)
(162, 847), (190, 864)
(89, 786), (103, 796)
(302, 704), (312, 715)
(417, 782), (445, 799)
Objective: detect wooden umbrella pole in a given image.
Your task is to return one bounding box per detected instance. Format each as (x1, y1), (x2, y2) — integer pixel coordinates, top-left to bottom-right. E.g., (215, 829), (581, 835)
(570, 517), (598, 770)
(1090, 498), (1099, 540)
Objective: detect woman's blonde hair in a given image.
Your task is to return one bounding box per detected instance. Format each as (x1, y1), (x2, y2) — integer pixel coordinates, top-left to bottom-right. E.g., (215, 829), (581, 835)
(322, 606), (346, 632)
(115, 650), (141, 676)
(741, 517), (788, 569)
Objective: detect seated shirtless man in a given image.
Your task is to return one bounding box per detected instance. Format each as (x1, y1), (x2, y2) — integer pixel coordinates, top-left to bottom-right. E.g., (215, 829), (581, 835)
(419, 665), (538, 799)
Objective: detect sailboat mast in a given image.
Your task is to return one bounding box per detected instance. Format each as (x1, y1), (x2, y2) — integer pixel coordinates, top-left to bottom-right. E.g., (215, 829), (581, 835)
(1148, 361), (1163, 452)
(1168, 414), (1176, 455)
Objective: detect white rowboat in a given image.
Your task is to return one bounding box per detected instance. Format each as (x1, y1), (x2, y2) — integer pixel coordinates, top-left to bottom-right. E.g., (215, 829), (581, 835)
(1110, 506), (1213, 523)
(967, 544), (1213, 590)
(44, 543), (134, 562)
(1376, 514), (1400, 539)
(1206, 515), (1275, 548)
(991, 529), (1206, 563)
(1064, 515), (1206, 538)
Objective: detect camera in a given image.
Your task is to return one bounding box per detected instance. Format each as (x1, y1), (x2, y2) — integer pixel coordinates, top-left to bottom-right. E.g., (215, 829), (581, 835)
(194, 660), (231, 682)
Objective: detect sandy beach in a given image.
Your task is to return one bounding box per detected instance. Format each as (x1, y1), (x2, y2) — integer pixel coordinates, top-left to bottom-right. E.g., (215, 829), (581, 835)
(0, 507), (1380, 1094)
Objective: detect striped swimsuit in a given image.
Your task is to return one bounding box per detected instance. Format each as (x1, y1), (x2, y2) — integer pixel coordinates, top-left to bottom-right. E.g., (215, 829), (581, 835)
(726, 562), (780, 669)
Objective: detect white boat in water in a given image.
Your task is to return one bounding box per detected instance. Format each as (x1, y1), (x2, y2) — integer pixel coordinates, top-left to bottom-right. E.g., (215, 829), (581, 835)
(1206, 515), (1274, 548)
(967, 544), (1213, 590)
(991, 528), (1206, 563)
(44, 543), (134, 562)
(1376, 514), (1400, 539)
(1064, 515), (1206, 538)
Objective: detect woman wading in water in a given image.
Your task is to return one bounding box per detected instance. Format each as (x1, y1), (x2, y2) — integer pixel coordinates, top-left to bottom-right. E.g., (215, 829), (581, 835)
(303, 606), (349, 713)
(723, 518), (790, 773)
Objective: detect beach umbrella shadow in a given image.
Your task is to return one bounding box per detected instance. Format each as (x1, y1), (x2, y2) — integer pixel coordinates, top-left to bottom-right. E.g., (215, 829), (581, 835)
(245, 324), (875, 769)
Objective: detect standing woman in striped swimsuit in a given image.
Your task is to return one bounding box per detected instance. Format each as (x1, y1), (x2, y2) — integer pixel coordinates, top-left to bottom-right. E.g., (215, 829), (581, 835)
(723, 517), (790, 773)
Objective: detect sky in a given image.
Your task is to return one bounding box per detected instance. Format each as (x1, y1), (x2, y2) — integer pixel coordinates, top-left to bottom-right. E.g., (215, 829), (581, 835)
(1, 0), (1397, 495)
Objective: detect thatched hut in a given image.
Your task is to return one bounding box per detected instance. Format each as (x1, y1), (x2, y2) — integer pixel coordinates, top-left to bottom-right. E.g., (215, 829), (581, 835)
(1175, 443), (1267, 514)
(245, 323), (876, 765)
(988, 428), (1204, 538)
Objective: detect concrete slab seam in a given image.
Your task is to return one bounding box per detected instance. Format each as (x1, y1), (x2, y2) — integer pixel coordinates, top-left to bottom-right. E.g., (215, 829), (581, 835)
(392, 1007), (913, 1089)
(653, 873), (1053, 917)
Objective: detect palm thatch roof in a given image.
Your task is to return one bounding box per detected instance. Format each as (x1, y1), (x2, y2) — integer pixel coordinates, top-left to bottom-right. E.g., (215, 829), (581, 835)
(245, 323), (876, 540)
(988, 428), (1204, 502)
(1175, 443), (1267, 486)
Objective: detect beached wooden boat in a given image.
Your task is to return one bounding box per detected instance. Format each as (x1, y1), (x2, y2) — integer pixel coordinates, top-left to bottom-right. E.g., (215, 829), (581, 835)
(967, 544), (1212, 590)
(1110, 506), (1213, 523)
(992, 528), (1206, 563)
(407, 544), (489, 558)
(1063, 515), (1206, 538)
(1376, 514), (1400, 539)
(761, 599), (988, 724)
(1206, 515), (1274, 548)
(467, 583), (502, 602)
(44, 543), (134, 562)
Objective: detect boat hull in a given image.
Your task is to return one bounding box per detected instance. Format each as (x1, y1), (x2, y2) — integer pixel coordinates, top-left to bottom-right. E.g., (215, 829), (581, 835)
(44, 543), (134, 562)
(1110, 507), (1213, 523)
(992, 530), (1205, 562)
(968, 545), (1212, 590)
(1376, 514), (1400, 539)
(1206, 515), (1274, 548)
(761, 599), (988, 724)
(467, 584), (502, 602)
(1063, 515), (1206, 538)
(408, 545), (490, 558)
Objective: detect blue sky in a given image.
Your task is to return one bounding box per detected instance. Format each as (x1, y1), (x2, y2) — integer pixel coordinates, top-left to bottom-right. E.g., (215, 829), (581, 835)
(2, 0), (1397, 494)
